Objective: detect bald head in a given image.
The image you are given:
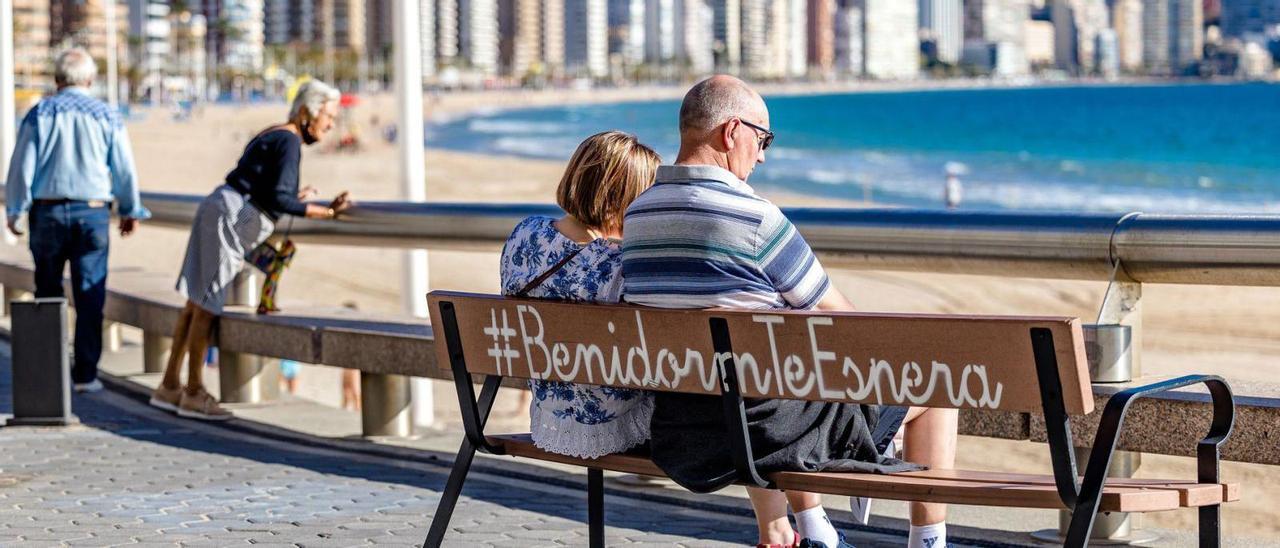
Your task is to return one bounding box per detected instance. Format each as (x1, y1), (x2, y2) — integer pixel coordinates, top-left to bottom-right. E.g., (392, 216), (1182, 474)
(678, 75), (766, 135)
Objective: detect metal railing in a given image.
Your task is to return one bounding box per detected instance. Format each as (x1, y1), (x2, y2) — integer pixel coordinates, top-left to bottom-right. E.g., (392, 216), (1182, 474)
(142, 191), (1280, 286)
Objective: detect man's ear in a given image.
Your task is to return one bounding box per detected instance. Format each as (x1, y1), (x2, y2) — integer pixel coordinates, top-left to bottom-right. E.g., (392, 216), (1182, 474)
(721, 119), (737, 152)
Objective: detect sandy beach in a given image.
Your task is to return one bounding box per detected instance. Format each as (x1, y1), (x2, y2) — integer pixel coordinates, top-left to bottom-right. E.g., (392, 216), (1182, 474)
(103, 86), (1280, 540)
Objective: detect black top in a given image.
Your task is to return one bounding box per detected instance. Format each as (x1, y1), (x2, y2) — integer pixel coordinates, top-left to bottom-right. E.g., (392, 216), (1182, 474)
(224, 129), (308, 220)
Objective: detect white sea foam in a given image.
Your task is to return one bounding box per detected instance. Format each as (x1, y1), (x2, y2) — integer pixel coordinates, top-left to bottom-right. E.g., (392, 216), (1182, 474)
(467, 119), (571, 135)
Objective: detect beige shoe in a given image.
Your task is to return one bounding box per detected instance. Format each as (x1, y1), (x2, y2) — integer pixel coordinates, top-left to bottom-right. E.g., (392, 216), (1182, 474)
(149, 384), (183, 412)
(177, 388), (233, 421)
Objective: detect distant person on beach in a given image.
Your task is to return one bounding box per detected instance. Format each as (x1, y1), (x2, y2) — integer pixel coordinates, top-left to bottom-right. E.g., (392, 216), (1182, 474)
(621, 75), (959, 548)
(945, 173), (962, 209)
(340, 300), (361, 411)
(149, 79), (353, 420)
(4, 48), (150, 393)
(499, 130), (660, 459)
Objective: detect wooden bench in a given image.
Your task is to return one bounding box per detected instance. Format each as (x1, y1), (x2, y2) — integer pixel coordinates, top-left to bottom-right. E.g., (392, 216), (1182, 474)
(424, 291), (1238, 548)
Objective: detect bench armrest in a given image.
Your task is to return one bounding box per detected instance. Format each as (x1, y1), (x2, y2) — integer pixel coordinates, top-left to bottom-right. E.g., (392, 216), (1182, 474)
(1064, 375), (1235, 544)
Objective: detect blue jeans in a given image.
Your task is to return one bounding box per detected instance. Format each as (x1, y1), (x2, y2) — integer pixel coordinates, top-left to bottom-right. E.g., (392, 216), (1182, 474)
(29, 201), (111, 384)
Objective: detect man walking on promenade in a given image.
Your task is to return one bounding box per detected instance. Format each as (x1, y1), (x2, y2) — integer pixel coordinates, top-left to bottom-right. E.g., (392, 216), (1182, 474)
(5, 48), (150, 392)
(622, 75), (957, 548)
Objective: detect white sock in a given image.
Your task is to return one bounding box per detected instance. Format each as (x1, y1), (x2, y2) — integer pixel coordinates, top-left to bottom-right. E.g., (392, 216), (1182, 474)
(794, 506), (840, 547)
(908, 522), (946, 548)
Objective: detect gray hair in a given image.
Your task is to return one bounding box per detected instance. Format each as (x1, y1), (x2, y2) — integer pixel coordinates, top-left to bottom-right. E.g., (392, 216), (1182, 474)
(288, 79), (341, 122)
(678, 75), (763, 133)
(54, 48), (97, 87)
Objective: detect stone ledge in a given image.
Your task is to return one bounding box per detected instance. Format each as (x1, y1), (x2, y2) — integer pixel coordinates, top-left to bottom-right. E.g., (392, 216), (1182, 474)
(3, 252), (1279, 466)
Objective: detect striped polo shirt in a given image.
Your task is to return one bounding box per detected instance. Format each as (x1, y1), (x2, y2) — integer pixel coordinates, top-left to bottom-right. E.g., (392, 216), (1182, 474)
(621, 164), (831, 310)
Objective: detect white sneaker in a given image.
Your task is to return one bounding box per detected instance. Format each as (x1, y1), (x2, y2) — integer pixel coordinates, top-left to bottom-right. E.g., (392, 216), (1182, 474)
(73, 379), (104, 393)
(850, 439), (897, 525)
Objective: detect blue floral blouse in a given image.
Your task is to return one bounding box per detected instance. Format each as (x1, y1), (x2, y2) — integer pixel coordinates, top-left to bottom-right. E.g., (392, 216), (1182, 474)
(499, 216), (653, 459)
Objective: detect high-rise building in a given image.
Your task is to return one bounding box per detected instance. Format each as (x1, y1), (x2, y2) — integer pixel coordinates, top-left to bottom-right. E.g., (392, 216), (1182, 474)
(740, 0), (767, 75)
(919, 0), (962, 64)
(808, 0), (835, 73)
(223, 0), (266, 73)
(1051, 0), (1108, 74)
(677, 0), (716, 74)
(13, 0), (53, 88)
(499, 0), (541, 76)
(1221, 0), (1280, 39)
(421, 0), (437, 78)
(565, 0), (608, 77)
(1024, 18), (1056, 65)
(834, 0), (863, 76)
(1143, 0), (1201, 74)
(1095, 27), (1119, 77)
(542, 0), (565, 72)
(170, 10), (208, 98)
(1111, 0), (1142, 72)
(646, 0), (678, 62)
(1170, 0), (1202, 68)
(50, 0), (131, 69)
(608, 0), (646, 67)
(863, 0), (918, 79)
(438, 0), (460, 63)
(459, 0), (499, 73)
(128, 0), (171, 99)
(786, 0), (807, 77)
(711, 0), (741, 71)
(963, 0), (1029, 74)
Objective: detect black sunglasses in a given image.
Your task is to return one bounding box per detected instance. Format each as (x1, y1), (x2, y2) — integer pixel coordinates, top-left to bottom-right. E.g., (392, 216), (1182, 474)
(738, 119), (775, 152)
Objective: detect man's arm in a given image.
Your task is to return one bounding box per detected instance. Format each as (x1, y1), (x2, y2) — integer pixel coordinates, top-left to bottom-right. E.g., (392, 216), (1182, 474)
(107, 123), (150, 236)
(813, 285), (856, 312)
(6, 111), (39, 235)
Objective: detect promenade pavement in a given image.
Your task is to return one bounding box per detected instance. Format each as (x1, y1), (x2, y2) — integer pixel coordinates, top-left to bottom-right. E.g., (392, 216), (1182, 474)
(0, 337), (979, 548)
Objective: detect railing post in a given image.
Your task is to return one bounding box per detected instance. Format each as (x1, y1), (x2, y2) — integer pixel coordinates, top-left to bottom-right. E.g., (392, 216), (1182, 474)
(103, 321), (123, 353)
(1034, 280), (1156, 545)
(361, 372), (414, 437)
(217, 270), (279, 404)
(142, 332), (171, 374)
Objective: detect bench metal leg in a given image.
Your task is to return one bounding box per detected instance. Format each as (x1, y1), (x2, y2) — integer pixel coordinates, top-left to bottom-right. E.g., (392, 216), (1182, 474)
(424, 439), (477, 548)
(1199, 505), (1220, 548)
(588, 468), (604, 548)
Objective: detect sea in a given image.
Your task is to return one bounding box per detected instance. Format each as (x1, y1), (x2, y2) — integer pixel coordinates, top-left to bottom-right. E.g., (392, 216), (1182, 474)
(425, 82), (1280, 213)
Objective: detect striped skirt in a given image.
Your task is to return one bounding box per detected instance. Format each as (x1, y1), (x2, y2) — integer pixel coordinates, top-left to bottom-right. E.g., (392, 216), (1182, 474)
(175, 185), (274, 314)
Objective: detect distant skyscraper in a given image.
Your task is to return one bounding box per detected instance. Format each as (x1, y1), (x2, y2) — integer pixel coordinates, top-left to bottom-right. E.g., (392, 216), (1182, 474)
(565, 0), (608, 76)
(1052, 0), (1108, 74)
(740, 0), (768, 75)
(676, 0), (716, 74)
(1221, 0), (1280, 39)
(421, 0), (437, 78)
(646, 0), (677, 62)
(543, 0), (565, 72)
(128, 0), (171, 98)
(786, 0), (807, 77)
(1143, 0), (1201, 74)
(13, 0), (53, 88)
(170, 10), (207, 97)
(963, 0), (1029, 74)
(808, 0), (836, 72)
(1111, 0), (1143, 72)
(863, 0), (918, 79)
(498, 0), (540, 76)
(834, 1), (863, 75)
(459, 0), (499, 73)
(1095, 27), (1119, 77)
(608, 0), (646, 66)
(438, 0), (460, 63)
(919, 0), (962, 64)
(711, 0), (741, 70)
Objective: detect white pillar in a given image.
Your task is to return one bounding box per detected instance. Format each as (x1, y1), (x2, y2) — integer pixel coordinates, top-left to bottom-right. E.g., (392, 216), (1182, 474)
(0, 0), (15, 246)
(394, 0), (434, 427)
(105, 0), (120, 107)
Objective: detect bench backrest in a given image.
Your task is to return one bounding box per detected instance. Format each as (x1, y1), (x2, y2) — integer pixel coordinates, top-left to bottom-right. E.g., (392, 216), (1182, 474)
(428, 291), (1092, 415)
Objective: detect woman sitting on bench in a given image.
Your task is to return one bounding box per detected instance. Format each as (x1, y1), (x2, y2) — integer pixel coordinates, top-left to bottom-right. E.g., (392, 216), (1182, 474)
(498, 130), (662, 459)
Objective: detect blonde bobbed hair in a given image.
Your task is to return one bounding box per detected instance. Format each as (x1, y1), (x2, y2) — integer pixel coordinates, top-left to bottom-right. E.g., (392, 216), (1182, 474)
(556, 131), (661, 235)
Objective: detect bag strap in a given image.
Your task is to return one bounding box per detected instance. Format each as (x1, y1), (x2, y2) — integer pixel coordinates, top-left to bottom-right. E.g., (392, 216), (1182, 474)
(516, 244), (590, 297)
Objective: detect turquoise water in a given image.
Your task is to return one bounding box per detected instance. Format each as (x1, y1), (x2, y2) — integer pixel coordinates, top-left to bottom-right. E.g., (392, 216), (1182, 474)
(426, 83), (1280, 213)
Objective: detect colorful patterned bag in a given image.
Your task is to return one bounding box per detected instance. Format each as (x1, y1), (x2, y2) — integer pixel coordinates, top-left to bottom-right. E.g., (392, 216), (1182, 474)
(255, 217), (296, 314)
